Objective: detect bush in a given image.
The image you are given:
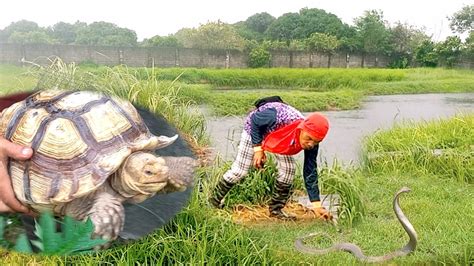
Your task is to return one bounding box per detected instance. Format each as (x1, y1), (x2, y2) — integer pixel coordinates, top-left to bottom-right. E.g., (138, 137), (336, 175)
(248, 46), (271, 68)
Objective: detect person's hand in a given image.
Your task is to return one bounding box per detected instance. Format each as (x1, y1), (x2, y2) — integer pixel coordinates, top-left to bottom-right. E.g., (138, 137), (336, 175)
(253, 150), (266, 169)
(310, 201), (333, 221)
(0, 137), (34, 214)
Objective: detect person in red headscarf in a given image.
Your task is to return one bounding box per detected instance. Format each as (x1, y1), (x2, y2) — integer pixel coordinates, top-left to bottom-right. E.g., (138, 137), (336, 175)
(0, 91), (34, 214)
(210, 96), (331, 220)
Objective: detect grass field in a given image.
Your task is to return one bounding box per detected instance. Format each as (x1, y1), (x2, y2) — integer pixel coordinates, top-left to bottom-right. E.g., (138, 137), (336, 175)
(2, 65), (473, 116)
(0, 63), (472, 264)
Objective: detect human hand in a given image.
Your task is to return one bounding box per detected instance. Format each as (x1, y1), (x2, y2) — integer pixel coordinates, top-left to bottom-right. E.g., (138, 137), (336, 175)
(0, 137), (34, 214)
(310, 201), (333, 221)
(253, 150), (266, 169)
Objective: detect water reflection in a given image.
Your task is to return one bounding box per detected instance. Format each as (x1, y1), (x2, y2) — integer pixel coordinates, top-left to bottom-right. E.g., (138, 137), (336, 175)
(205, 93), (474, 165)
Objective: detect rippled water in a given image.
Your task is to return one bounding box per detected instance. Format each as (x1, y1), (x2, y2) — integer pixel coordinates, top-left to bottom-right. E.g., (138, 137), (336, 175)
(205, 93), (474, 165)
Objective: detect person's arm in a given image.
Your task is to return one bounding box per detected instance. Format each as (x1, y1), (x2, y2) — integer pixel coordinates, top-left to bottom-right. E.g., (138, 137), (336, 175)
(249, 108), (277, 146)
(303, 145), (320, 202)
(303, 145), (332, 220)
(0, 137), (33, 214)
(249, 108), (277, 168)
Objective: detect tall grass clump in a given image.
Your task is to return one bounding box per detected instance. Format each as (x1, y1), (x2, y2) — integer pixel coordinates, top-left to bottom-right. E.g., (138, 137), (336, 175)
(201, 156), (303, 207)
(31, 59), (209, 146)
(319, 161), (365, 226)
(362, 113), (473, 183)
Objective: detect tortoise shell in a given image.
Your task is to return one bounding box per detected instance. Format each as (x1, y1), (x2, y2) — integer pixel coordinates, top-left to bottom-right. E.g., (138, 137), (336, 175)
(0, 89), (161, 205)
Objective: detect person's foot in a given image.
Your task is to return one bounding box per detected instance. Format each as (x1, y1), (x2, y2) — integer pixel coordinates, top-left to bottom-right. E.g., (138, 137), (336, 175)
(269, 209), (296, 221)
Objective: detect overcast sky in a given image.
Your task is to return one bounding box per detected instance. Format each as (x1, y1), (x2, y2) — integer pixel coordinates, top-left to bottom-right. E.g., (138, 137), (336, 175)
(0, 0), (471, 41)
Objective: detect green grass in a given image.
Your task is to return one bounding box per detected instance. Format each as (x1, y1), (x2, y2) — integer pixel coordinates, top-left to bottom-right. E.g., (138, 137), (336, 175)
(363, 113), (474, 183)
(143, 68), (406, 89)
(2, 64), (473, 116)
(0, 65), (37, 94)
(245, 172), (473, 265)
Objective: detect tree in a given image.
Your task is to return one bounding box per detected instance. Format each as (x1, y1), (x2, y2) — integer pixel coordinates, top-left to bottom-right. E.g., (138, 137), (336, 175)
(265, 12), (301, 42)
(448, 5), (473, 34)
(354, 10), (391, 66)
(305, 33), (340, 67)
(49, 21), (85, 44)
(245, 12), (275, 34)
(388, 22), (430, 67)
(436, 36), (462, 67)
(414, 40), (438, 67)
(180, 21), (245, 50)
(338, 25), (359, 52)
(0, 20), (41, 42)
(141, 35), (181, 47)
(174, 28), (196, 48)
(463, 31), (474, 59)
(234, 12), (276, 41)
(248, 44), (271, 68)
(233, 21), (263, 41)
(75, 22), (137, 46)
(298, 8), (345, 38)
(265, 8), (346, 42)
(8, 31), (54, 44)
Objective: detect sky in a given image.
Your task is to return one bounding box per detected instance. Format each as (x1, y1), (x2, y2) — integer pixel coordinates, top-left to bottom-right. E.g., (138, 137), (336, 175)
(0, 0), (471, 41)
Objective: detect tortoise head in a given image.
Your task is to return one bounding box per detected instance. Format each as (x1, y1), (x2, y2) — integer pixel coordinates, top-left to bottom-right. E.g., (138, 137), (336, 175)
(112, 151), (196, 203)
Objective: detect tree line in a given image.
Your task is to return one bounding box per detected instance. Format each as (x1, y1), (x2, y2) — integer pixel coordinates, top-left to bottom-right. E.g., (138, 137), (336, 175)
(0, 6), (472, 68)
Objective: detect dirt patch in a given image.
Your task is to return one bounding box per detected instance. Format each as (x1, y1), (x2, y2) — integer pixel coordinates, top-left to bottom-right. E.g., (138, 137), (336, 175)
(231, 202), (330, 225)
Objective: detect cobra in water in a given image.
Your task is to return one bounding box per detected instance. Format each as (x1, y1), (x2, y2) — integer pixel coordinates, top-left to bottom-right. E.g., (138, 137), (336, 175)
(295, 187), (418, 263)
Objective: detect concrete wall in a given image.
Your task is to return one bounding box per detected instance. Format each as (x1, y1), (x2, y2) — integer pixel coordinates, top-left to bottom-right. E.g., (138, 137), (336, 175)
(2, 43), (470, 69)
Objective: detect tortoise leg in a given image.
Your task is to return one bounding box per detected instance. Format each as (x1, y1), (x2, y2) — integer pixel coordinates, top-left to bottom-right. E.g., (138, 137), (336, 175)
(60, 185), (125, 249)
(87, 190), (125, 244)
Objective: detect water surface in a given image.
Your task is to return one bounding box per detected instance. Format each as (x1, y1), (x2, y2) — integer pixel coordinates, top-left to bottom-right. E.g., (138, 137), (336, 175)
(205, 93), (474, 165)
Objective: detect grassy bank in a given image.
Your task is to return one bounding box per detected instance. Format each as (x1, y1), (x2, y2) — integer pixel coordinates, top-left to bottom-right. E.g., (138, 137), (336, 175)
(2, 65), (473, 116)
(363, 113), (474, 183)
(0, 65), (37, 93)
(142, 67), (406, 90)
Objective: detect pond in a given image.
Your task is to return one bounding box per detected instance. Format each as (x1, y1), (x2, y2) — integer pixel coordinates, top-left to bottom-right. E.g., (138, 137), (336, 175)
(205, 93), (474, 165)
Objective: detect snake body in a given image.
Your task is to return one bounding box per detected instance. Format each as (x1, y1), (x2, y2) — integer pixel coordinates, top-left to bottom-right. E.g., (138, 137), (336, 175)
(295, 187), (418, 263)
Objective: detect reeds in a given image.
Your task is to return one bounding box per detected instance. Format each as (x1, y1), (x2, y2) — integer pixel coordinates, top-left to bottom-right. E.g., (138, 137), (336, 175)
(362, 113), (473, 183)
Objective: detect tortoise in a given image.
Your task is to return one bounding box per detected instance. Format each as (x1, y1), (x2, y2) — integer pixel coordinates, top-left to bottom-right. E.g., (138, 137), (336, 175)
(0, 89), (196, 244)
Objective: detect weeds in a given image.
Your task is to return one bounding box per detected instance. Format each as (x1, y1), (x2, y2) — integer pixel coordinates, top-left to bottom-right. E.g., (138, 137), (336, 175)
(319, 161), (365, 226)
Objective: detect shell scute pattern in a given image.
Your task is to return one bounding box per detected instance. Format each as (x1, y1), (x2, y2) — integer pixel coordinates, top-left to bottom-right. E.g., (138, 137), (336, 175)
(1, 90), (151, 205)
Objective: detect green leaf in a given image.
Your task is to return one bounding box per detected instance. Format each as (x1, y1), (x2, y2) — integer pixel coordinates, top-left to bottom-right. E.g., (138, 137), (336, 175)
(0, 216), (4, 237)
(14, 233), (33, 253)
(33, 212), (62, 254)
(0, 216), (8, 248)
(31, 213), (107, 255)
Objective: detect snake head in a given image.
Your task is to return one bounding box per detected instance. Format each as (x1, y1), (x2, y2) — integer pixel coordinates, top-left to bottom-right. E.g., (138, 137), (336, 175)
(397, 187), (411, 195)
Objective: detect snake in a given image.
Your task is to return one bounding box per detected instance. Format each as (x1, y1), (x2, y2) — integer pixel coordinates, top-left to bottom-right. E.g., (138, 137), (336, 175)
(295, 187), (418, 263)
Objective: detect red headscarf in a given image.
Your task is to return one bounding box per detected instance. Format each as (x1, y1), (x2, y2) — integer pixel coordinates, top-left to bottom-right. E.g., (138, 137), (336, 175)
(297, 112), (329, 141)
(262, 113), (329, 155)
